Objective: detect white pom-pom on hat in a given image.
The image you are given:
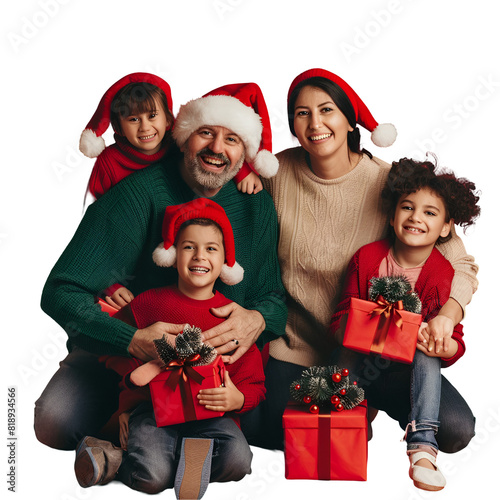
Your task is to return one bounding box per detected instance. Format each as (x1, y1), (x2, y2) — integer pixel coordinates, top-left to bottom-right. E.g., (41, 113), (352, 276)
(219, 262), (245, 286)
(152, 243), (177, 268)
(79, 129), (106, 159)
(371, 123), (397, 148)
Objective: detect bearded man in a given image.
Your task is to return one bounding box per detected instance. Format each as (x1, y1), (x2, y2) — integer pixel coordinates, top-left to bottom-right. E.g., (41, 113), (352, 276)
(35, 82), (285, 452)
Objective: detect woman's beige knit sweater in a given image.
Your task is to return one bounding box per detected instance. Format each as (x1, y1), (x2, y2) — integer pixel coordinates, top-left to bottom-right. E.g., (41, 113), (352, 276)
(263, 147), (478, 367)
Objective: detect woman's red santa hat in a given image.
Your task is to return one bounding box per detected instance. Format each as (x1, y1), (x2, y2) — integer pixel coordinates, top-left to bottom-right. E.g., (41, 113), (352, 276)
(79, 72), (173, 158)
(288, 68), (397, 147)
(172, 82), (279, 178)
(153, 198), (244, 285)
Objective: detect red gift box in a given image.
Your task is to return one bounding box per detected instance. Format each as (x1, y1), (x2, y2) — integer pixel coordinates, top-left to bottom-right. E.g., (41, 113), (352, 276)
(149, 355), (225, 427)
(283, 401), (368, 481)
(343, 297), (422, 364)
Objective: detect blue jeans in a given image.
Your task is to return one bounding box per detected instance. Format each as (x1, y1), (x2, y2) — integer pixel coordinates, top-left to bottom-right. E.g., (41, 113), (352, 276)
(406, 350), (441, 450)
(118, 404), (252, 494)
(34, 349), (120, 450)
(330, 346), (475, 453)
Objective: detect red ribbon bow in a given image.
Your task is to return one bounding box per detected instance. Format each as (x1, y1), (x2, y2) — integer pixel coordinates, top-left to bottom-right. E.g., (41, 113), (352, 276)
(163, 353), (206, 422)
(369, 295), (404, 354)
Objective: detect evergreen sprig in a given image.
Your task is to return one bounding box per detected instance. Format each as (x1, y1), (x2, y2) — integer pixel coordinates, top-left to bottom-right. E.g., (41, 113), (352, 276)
(153, 325), (217, 367)
(290, 365), (365, 411)
(368, 275), (422, 314)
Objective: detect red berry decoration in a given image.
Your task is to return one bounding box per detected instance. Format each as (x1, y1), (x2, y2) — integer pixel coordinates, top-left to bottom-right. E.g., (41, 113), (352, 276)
(303, 395), (311, 404)
(309, 404), (319, 414)
(331, 395), (340, 404)
(294, 384), (301, 391)
(335, 402), (344, 411)
(332, 373), (342, 383)
(340, 388), (347, 396)
(341, 368), (349, 377)
(353, 381), (357, 385)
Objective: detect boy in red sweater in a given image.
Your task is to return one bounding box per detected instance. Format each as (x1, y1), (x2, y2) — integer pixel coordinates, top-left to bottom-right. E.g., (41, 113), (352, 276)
(74, 198), (265, 500)
(330, 157), (480, 492)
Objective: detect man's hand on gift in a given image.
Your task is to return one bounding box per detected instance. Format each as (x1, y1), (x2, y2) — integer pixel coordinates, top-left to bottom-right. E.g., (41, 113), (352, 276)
(119, 411), (131, 450)
(201, 302), (265, 364)
(197, 371), (244, 412)
(129, 321), (187, 361)
(416, 321), (458, 359)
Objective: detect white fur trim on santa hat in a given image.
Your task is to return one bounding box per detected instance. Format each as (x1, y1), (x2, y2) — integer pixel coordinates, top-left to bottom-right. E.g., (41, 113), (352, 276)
(79, 129), (106, 158)
(371, 123), (397, 148)
(152, 243), (177, 267)
(252, 149), (279, 178)
(219, 262), (244, 285)
(173, 95), (263, 158)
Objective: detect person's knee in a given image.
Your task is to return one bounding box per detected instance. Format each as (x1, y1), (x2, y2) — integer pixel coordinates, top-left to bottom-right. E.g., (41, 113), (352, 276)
(34, 400), (78, 450)
(439, 415), (476, 453)
(215, 440), (252, 481)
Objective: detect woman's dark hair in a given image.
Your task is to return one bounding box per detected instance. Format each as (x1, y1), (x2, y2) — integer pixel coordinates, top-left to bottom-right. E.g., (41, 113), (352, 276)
(381, 157), (480, 242)
(110, 82), (173, 134)
(287, 76), (372, 158)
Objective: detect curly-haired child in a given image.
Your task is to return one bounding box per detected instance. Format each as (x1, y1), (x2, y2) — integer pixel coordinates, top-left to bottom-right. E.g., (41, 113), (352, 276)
(330, 156), (480, 492)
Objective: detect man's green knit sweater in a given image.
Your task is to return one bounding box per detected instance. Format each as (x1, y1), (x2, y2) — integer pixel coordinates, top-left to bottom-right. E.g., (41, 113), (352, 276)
(41, 159), (287, 356)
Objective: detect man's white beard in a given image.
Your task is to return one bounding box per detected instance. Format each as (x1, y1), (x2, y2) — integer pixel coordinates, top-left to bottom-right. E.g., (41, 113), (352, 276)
(184, 148), (245, 191)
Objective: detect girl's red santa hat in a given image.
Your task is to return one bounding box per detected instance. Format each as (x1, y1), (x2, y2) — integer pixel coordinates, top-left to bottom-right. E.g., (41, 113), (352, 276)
(172, 82), (279, 178)
(288, 68), (397, 147)
(79, 72), (173, 158)
(153, 198), (244, 285)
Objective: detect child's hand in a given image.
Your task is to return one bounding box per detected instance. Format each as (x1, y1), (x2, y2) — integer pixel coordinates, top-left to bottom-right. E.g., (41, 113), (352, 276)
(416, 319), (458, 358)
(118, 412), (131, 450)
(197, 371), (244, 412)
(426, 314), (454, 354)
(236, 171), (263, 194)
(105, 286), (134, 309)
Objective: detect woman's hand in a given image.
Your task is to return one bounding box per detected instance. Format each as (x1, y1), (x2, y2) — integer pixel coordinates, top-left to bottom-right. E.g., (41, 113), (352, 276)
(197, 371), (244, 412)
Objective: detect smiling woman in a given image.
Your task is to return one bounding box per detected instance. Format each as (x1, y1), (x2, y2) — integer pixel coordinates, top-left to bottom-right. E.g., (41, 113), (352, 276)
(243, 69), (479, 467)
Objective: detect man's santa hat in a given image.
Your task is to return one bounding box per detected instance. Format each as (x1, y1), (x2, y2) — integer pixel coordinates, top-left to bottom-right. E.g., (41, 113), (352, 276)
(288, 68), (397, 147)
(153, 198), (244, 285)
(79, 72), (173, 158)
(172, 82), (278, 178)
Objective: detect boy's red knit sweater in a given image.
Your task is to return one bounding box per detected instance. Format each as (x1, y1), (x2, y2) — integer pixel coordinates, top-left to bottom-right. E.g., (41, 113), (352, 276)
(101, 286), (265, 431)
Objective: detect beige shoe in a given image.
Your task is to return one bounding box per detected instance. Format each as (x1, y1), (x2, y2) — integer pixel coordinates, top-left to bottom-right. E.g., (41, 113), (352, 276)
(409, 451), (446, 491)
(74, 436), (123, 488)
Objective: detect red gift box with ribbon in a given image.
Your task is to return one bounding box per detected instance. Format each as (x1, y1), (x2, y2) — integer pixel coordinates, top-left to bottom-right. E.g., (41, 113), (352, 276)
(149, 354), (225, 427)
(343, 296), (422, 364)
(283, 401), (368, 480)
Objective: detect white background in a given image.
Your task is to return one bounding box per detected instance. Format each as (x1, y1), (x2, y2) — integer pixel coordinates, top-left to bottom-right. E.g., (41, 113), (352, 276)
(2, 1), (499, 499)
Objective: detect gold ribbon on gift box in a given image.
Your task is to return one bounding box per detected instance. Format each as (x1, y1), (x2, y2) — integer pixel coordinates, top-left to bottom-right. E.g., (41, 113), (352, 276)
(368, 296), (404, 355)
(164, 354), (206, 422)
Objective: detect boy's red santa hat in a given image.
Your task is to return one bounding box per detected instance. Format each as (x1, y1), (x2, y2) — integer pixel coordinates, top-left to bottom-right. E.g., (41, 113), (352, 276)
(79, 72), (173, 158)
(172, 82), (279, 178)
(153, 198), (244, 285)
(288, 68), (397, 147)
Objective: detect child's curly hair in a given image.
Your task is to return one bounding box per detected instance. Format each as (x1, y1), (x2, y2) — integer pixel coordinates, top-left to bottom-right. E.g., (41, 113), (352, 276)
(381, 157), (480, 240)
